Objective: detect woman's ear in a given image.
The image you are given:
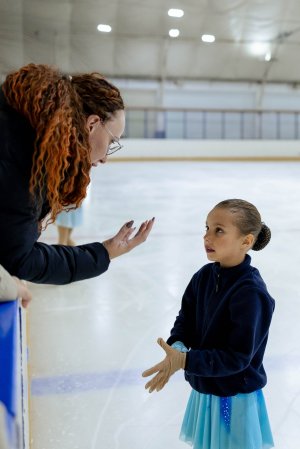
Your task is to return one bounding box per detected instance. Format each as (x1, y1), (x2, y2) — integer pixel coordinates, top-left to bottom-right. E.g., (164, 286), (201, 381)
(86, 115), (101, 133)
(242, 233), (255, 250)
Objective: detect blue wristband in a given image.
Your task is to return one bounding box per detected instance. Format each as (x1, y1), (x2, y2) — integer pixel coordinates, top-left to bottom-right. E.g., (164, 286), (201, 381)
(171, 341), (188, 353)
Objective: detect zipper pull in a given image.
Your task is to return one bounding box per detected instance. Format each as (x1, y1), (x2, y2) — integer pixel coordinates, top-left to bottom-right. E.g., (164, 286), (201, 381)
(216, 273), (220, 292)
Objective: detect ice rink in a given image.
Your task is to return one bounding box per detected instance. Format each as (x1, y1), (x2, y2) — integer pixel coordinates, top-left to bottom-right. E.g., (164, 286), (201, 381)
(27, 161), (300, 449)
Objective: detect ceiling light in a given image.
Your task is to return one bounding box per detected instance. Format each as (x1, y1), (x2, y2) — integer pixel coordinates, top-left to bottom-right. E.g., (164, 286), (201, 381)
(169, 29), (180, 38)
(250, 42), (268, 56)
(202, 34), (215, 43)
(168, 8), (184, 18)
(97, 24), (112, 33)
(265, 52), (272, 61)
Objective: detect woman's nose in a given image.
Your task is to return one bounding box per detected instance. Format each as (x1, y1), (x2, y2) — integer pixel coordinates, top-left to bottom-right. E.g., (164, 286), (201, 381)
(99, 156), (108, 164)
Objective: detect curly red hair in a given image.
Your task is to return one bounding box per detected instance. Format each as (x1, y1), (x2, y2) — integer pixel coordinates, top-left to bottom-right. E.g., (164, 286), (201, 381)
(2, 63), (124, 223)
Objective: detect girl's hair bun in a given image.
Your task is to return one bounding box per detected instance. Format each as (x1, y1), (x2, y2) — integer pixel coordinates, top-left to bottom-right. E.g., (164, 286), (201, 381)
(252, 223), (271, 251)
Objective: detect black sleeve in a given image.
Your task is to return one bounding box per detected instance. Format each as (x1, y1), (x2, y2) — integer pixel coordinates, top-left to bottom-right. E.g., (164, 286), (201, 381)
(0, 134), (110, 284)
(15, 241), (110, 284)
(0, 191), (110, 284)
(166, 274), (198, 349)
(0, 204), (110, 284)
(0, 208), (111, 284)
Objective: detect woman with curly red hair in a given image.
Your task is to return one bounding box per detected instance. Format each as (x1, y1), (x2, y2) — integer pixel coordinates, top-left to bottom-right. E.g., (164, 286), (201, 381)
(0, 63), (154, 284)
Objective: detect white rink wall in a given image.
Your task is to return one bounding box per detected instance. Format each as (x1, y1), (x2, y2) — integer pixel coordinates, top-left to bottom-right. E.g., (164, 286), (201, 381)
(112, 139), (300, 160)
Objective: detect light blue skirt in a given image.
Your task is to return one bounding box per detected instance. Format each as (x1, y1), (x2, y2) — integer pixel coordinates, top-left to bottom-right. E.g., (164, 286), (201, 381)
(180, 389), (274, 449)
(55, 207), (83, 228)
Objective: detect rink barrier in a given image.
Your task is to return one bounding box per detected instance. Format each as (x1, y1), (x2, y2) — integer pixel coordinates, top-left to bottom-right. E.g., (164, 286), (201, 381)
(125, 107), (300, 140)
(110, 139), (300, 161)
(0, 301), (29, 449)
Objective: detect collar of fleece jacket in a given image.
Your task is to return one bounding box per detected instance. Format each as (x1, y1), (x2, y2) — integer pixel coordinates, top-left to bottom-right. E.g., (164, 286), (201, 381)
(212, 254), (252, 293)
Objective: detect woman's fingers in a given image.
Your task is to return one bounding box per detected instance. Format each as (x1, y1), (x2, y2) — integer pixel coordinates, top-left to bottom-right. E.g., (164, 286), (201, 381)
(116, 220), (135, 237)
(102, 217), (155, 259)
(134, 218), (155, 240)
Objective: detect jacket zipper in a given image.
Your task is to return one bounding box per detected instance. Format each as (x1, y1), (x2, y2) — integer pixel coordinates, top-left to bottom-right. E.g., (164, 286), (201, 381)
(216, 273), (220, 292)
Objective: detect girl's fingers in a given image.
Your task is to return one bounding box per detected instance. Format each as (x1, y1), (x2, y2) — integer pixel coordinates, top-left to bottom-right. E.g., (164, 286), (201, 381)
(157, 338), (172, 354)
(145, 372), (167, 393)
(146, 373), (170, 393)
(142, 361), (164, 377)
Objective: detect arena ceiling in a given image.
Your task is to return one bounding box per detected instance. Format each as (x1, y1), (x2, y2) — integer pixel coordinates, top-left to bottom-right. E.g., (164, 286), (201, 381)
(1, 0), (300, 84)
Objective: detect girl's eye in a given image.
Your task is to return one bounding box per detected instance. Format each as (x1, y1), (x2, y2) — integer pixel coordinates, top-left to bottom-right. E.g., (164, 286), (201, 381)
(205, 225), (209, 231)
(216, 227), (223, 233)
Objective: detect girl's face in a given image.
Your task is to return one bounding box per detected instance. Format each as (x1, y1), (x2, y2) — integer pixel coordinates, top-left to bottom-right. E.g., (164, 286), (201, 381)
(204, 207), (254, 268)
(87, 109), (125, 166)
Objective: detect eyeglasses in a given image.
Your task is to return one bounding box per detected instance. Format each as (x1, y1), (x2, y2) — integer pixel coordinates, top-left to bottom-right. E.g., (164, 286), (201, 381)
(103, 123), (123, 156)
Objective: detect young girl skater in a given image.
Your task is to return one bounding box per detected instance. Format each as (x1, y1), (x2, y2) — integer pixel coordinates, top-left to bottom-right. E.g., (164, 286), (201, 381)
(142, 199), (275, 449)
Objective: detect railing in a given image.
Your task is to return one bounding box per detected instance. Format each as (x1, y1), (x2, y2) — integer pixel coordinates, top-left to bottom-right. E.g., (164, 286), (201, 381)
(125, 107), (300, 140)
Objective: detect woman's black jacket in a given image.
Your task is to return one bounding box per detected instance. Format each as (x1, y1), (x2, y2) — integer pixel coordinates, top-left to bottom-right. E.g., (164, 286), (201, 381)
(0, 88), (110, 284)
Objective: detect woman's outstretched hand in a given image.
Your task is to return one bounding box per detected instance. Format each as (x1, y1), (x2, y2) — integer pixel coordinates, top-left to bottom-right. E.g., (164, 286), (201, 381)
(102, 217), (155, 259)
(142, 338), (186, 393)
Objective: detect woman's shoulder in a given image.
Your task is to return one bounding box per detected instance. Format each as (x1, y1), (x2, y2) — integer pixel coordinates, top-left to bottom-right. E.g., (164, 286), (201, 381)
(0, 84), (32, 128)
(0, 87), (35, 166)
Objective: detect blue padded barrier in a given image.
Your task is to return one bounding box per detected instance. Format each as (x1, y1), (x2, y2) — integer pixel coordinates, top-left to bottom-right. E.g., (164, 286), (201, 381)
(0, 300), (19, 449)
